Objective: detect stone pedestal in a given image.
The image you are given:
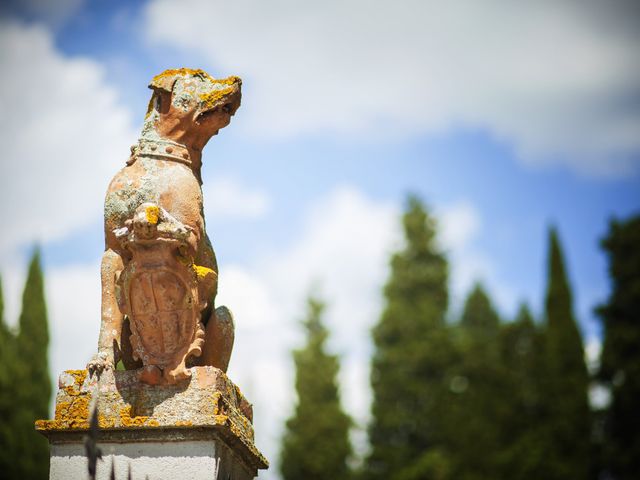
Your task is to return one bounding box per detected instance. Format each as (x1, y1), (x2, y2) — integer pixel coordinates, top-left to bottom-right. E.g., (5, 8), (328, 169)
(36, 367), (268, 480)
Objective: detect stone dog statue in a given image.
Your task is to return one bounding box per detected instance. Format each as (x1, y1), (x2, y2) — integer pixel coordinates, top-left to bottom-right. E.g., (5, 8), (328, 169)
(87, 69), (241, 385)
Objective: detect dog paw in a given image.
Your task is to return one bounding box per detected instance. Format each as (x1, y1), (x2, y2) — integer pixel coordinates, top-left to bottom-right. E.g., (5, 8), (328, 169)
(86, 352), (114, 377)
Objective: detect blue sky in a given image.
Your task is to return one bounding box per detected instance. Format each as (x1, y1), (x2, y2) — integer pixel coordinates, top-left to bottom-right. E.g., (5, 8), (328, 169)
(1, 0), (639, 476)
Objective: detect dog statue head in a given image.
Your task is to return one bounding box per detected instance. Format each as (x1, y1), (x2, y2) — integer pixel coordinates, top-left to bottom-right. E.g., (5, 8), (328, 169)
(138, 68), (242, 176)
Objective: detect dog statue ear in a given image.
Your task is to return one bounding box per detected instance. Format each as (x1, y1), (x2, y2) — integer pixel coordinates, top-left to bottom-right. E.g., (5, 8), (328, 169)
(148, 72), (179, 93)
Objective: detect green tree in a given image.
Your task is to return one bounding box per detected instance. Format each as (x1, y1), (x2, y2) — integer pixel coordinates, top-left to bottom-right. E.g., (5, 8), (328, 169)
(14, 249), (51, 479)
(596, 214), (640, 479)
(0, 274), (7, 340)
(459, 283), (500, 334)
(447, 283), (504, 480)
(280, 296), (352, 480)
(365, 196), (453, 480)
(541, 227), (590, 479)
(497, 303), (546, 479)
(0, 273), (21, 476)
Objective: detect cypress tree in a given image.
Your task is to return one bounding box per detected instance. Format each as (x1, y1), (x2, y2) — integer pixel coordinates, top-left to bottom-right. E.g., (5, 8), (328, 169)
(458, 282), (501, 348)
(280, 296), (352, 480)
(365, 196), (453, 480)
(541, 227), (590, 479)
(497, 304), (546, 479)
(0, 273), (20, 477)
(0, 274), (7, 340)
(15, 249), (51, 479)
(448, 283), (503, 480)
(596, 215), (640, 479)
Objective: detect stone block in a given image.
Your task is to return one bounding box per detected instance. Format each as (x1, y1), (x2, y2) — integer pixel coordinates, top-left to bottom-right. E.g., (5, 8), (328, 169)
(37, 367), (268, 479)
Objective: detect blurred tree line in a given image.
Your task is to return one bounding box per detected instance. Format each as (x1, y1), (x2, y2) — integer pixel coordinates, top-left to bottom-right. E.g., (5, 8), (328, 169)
(0, 249), (51, 479)
(280, 197), (640, 480)
(0, 203), (637, 480)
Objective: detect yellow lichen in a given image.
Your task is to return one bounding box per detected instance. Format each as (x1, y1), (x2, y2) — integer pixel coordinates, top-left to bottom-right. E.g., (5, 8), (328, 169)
(229, 420), (244, 439)
(213, 414), (229, 424)
(174, 420), (193, 427)
(192, 264), (215, 279)
(145, 97), (155, 118)
(118, 406), (160, 428)
(69, 369), (87, 385)
(34, 419), (50, 430)
(214, 75), (241, 86)
(36, 396), (91, 431)
(211, 391), (222, 415)
(65, 397), (90, 427)
(151, 68), (240, 86)
(119, 406), (151, 427)
(54, 400), (70, 418)
(151, 68), (214, 84)
(145, 205), (160, 224)
(199, 87), (235, 109)
(98, 414), (116, 429)
(61, 369), (87, 395)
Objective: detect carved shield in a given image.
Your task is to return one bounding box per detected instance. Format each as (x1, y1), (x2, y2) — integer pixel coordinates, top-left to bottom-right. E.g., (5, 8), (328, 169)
(116, 241), (204, 379)
(128, 268), (196, 364)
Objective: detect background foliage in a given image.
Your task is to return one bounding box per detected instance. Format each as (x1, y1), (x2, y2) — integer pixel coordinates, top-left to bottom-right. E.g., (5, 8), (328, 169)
(280, 297), (353, 480)
(281, 198), (639, 480)
(0, 249), (51, 479)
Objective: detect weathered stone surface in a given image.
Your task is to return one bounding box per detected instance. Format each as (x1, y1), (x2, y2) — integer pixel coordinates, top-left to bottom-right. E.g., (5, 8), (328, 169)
(88, 69), (242, 384)
(36, 367), (267, 474)
(36, 69), (268, 477)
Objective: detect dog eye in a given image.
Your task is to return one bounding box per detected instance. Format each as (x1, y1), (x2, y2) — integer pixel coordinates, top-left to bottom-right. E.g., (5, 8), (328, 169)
(197, 110), (215, 122)
(222, 104), (232, 114)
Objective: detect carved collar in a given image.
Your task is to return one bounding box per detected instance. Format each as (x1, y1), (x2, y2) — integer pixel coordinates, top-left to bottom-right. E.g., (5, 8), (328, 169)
(127, 138), (192, 167)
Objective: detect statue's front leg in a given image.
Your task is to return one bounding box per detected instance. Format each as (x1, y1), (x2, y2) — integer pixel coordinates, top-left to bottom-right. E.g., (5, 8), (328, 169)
(87, 249), (124, 376)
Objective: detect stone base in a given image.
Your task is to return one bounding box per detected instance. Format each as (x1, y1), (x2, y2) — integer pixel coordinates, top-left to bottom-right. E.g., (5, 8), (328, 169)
(48, 429), (255, 480)
(37, 367), (268, 479)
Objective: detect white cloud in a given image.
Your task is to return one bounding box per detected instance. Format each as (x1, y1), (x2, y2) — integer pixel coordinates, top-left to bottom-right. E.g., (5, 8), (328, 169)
(260, 186), (400, 339)
(204, 177), (271, 220)
(0, 262), (26, 333)
(144, 0), (640, 176)
(0, 21), (136, 255)
(47, 262), (102, 377)
(437, 201), (518, 315)
(439, 200), (481, 251)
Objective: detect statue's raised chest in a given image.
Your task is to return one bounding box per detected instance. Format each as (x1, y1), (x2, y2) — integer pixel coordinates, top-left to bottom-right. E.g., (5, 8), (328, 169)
(104, 158), (202, 231)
